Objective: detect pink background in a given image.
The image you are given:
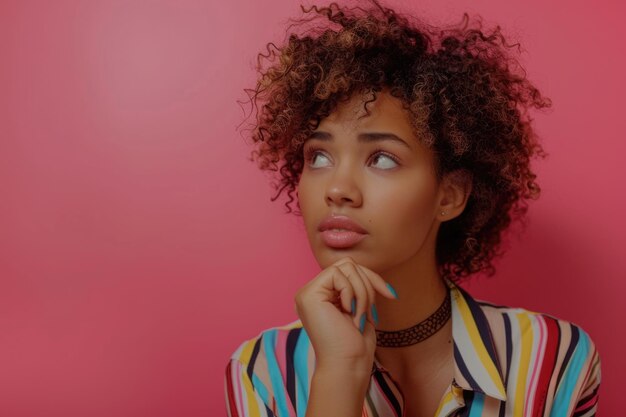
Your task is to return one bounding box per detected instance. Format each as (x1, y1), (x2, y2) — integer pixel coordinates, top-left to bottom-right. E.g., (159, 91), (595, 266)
(1, 0), (624, 415)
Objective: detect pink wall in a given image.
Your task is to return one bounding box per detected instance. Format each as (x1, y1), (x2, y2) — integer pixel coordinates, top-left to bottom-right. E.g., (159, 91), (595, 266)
(0, 0), (623, 415)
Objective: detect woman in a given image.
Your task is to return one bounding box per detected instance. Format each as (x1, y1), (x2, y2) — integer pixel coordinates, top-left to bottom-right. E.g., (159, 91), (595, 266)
(224, 1), (601, 416)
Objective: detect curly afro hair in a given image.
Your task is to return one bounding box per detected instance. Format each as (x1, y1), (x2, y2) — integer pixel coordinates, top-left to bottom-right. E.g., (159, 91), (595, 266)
(240, 0), (551, 283)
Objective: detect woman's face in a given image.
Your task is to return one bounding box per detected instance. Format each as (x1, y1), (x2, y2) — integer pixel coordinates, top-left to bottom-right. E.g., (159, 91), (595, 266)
(297, 91), (444, 273)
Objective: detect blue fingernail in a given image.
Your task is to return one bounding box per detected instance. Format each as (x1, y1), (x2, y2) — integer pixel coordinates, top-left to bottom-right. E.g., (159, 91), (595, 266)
(359, 313), (366, 333)
(351, 298), (356, 316)
(371, 304), (379, 325)
(386, 283), (398, 299)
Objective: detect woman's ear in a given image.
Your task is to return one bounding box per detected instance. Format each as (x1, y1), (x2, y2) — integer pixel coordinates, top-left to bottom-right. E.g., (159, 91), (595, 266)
(437, 169), (473, 221)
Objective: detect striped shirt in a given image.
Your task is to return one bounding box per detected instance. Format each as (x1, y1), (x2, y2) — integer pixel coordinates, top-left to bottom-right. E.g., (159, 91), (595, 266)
(224, 278), (601, 417)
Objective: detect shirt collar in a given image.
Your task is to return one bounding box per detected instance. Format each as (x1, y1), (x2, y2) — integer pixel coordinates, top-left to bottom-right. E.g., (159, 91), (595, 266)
(444, 277), (507, 401)
(372, 278), (507, 402)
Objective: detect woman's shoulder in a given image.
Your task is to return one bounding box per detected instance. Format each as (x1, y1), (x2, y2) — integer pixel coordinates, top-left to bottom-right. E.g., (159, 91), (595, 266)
(473, 297), (601, 394)
(452, 293), (602, 414)
(225, 319), (311, 417)
(225, 319), (308, 417)
(228, 318), (308, 370)
(451, 282), (600, 359)
(475, 297), (599, 350)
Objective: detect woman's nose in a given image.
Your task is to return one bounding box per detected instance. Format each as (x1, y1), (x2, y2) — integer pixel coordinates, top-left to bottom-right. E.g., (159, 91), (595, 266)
(324, 165), (362, 207)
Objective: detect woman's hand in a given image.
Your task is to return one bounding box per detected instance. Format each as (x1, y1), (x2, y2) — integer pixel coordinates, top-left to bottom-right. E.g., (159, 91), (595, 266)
(294, 256), (398, 372)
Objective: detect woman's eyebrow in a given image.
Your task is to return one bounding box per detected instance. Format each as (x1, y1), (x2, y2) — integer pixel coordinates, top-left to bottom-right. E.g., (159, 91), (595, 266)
(306, 130), (412, 149)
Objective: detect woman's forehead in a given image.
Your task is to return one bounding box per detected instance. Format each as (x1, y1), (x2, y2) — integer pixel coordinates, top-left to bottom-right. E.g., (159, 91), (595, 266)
(317, 90), (413, 130)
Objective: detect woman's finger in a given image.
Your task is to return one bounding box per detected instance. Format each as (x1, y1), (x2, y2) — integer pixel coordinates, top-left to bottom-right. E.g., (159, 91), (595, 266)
(323, 265), (354, 316)
(338, 262), (377, 326)
(332, 257), (397, 300)
(353, 262), (398, 300)
(354, 264), (378, 325)
(333, 261), (369, 330)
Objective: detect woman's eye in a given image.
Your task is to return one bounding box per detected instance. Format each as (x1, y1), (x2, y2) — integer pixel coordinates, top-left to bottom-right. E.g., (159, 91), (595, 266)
(304, 148), (399, 170)
(370, 152), (398, 169)
(306, 150), (330, 168)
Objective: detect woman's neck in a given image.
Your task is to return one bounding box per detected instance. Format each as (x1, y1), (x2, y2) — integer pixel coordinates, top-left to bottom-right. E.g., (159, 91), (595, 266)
(372, 242), (451, 369)
(375, 264), (447, 331)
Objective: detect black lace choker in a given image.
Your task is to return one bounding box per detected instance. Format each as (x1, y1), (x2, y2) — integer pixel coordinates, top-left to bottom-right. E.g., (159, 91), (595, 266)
(375, 289), (451, 347)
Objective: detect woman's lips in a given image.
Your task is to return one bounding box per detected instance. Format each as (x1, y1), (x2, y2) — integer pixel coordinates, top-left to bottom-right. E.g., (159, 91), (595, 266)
(320, 229), (367, 248)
